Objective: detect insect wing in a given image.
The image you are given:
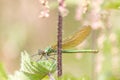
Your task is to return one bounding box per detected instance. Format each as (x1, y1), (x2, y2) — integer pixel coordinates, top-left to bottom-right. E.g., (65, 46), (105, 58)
(51, 25), (92, 49)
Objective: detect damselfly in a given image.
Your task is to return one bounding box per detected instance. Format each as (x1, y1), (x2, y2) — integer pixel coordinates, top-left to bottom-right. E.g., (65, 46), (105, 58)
(34, 25), (98, 59)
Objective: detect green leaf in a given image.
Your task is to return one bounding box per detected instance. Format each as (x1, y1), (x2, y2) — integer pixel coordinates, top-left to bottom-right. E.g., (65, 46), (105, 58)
(0, 63), (7, 80)
(8, 51), (57, 80)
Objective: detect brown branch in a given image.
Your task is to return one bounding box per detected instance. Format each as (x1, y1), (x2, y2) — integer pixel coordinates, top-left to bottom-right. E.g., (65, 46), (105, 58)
(57, 11), (63, 77)
(57, 7), (63, 78)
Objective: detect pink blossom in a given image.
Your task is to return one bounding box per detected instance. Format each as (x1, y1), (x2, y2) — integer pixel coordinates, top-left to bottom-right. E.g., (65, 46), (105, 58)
(90, 0), (104, 29)
(39, 0), (50, 18)
(58, 0), (68, 17)
(75, 0), (90, 20)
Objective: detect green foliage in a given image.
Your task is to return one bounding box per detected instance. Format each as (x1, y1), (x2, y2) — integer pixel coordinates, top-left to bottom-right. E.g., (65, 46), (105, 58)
(8, 51), (57, 80)
(103, 38), (112, 54)
(50, 0), (79, 9)
(98, 72), (117, 80)
(0, 63), (7, 80)
(102, 0), (120, 9)
(59, 74), (90, 80)
(116, 30), (120, 48)
(65, 0), (79, 6)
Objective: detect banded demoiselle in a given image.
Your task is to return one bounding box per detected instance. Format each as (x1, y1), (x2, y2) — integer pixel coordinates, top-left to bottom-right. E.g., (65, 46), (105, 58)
(36, 25), (98, 59)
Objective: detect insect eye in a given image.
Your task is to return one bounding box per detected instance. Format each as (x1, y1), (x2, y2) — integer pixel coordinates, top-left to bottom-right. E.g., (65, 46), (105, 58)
(38, 49), (44, 55)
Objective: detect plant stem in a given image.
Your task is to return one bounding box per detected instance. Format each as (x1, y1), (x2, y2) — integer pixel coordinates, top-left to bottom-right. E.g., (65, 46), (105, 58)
(57, 9), (63, 78)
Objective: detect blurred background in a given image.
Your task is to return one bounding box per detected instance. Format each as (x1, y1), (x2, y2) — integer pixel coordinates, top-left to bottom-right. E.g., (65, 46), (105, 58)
(0, 0), (120, 80)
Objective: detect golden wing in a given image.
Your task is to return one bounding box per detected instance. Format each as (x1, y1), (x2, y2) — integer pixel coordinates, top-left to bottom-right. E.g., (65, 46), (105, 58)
(51, 25), (92, 49)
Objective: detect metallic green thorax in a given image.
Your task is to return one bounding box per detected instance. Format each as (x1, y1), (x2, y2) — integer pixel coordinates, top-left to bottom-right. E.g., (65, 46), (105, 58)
(44, 47), (56, 54)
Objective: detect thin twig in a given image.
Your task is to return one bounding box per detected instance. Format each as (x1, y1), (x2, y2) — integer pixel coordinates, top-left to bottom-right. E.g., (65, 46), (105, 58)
(57, 9), (63, 78)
